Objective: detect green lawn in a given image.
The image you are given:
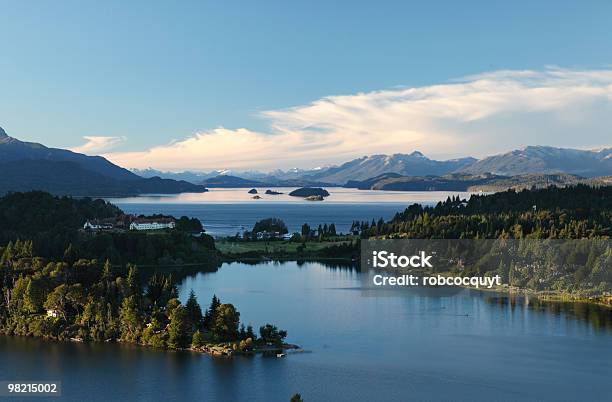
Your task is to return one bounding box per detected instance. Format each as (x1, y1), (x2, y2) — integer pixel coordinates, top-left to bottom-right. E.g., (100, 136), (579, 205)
(216, 238), (355, 255)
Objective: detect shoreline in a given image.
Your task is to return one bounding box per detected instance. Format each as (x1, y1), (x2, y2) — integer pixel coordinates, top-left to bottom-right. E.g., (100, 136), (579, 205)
(367, 268), (612, 309)
(469, 284), (612, 309)
(0, 332), (303, 359)
(422, 269), (612, 308)
(190, 342), (302, 358)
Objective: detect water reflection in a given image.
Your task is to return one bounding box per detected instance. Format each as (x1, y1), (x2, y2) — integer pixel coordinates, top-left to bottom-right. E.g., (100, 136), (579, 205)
(2, 261), (612, 402)
(176, 261), (612, 333)
(484, 293), (612, 332)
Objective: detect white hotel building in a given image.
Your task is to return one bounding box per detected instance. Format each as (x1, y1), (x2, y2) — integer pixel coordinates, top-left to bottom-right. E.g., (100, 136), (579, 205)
(129, 219), (176, 231)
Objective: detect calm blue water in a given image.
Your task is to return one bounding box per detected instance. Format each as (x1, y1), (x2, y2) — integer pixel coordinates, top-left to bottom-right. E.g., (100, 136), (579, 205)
(3, 262), (611, 402)
(109, 187), (470, 236)
(3, 194), (610, 401)
(116, 202), (407, 237)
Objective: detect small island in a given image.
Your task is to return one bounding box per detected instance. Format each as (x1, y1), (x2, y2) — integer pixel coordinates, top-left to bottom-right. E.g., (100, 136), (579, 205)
(265, 189), (283, 195)
(288, 187), (330, 198)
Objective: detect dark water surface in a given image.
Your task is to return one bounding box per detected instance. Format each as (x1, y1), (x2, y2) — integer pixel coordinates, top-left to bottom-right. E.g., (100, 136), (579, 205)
(2, 262), (611, 402)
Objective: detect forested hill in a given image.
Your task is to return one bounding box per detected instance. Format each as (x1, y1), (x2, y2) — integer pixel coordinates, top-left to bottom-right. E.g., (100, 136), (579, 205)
(0, 191), (216, 264)
(0, 192), (119, 254)
(353, 185), (612, 239)
(415, 184), (611, 217)
(0, 191), (120, 235)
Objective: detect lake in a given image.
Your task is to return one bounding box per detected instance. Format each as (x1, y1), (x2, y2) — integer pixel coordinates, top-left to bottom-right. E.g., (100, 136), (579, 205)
(109, 187), (473, 236)
(2, 261), (611, 401)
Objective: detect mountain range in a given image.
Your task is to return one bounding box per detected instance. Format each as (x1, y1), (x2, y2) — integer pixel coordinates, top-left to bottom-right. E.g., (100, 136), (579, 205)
(133, 146), (612, 187)
(3, 124), (611, 194)
(299, 152), (477, 184)
(459, 146), (612, 177)
(344, 172), (604, 192)
(0, 128), (207, 196)
(199, 175), (331, 188)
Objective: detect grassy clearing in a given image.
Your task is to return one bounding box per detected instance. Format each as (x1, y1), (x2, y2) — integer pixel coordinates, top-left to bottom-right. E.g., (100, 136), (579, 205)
(216, 237), (359, 261)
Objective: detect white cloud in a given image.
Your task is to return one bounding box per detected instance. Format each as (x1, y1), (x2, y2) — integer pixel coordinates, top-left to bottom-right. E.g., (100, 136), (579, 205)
(105, 67), (612, 171)
(72, 136), (126, 155)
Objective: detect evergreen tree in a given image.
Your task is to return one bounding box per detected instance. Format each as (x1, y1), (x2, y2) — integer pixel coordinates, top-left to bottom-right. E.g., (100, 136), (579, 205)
(211, 303), (240, 342)
(185, 290), (204, 330)
(192, 330), (204, 348)
(329, 223), (337, 236)
(118, 296), (141, 342)
(126, 264), (140, 296)
(168, 304), (190, 349)
(301, 223), (311, 238)
(203, 294), (221, 330)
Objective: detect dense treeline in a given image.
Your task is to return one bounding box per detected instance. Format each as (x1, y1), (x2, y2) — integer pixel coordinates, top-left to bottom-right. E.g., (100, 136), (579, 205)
(0, 191), (216, 265)
(76, 231), (216, 266)
(0, 191), (119, 257)
(352, 185), (612, 239)
(301, 223), (337, 240)
(354, 185), (612, 296)
(0, 244), (286, 351)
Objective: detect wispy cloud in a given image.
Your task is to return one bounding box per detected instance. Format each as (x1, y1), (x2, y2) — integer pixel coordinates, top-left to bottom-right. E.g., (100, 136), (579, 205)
(104, 67), (612, 171)
(72, 136), (126, 155)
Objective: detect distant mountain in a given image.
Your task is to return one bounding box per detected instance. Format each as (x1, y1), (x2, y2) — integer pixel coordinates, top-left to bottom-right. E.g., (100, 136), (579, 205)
(0, 127), (138, 181)
(132, 168), (219, 183)
(346, 173), (500, 191)
(345, 172), (597, 192)
(0, 127), (207, 196)
(201, 175), (267, 188)
(466, 173), (592, 192)
(458, 146), (612, 177)
(345, 173), (404, 190)
(301, 152), (477, 184)
(133, 167), (326, 185)
(201, 174), (331, 188)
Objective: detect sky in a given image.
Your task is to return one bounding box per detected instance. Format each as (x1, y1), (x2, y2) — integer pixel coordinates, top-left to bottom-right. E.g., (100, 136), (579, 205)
(1, 0), (612, 171)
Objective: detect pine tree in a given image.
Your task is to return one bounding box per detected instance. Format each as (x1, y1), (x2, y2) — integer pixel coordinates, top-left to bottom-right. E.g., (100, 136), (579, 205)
(126, 264), (139, 294)
(192, 330), (204, 348)
(211, 303), (240, 342)
(203, 294), (221, 330)
(185, 290), (203, 330)
(102, 259), (113, 281)
(168, 304), (190, 349)
(118, 296), (141, 342)
(329, 223), (337, 236)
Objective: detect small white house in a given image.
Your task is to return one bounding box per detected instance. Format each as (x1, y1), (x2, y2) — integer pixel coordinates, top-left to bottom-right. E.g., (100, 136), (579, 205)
(83, 221), (101, 230)
(129, 219), (176, 231)
(83, 221), (113, 230)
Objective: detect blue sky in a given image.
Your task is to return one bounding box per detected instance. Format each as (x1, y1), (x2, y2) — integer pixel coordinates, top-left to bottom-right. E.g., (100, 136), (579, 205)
(2, 1), (612, 170)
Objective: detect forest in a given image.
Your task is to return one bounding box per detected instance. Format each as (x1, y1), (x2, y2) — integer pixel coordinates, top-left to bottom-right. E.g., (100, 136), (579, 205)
(351, 185), (612, 240)
(0, 191), (288, 353)
(0, 243), (286, 352)
(353, 185), (612, 296)
(0, 191), (217, 265)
